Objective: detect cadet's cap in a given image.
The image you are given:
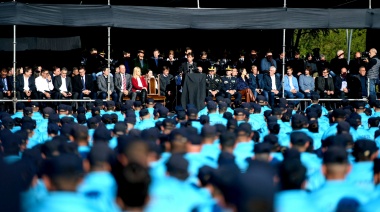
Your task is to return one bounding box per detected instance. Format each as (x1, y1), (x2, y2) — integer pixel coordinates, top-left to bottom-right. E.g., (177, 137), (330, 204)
(76, 114), (86, 124)
(306, 111), (318, 120)
(219, 131), (236, 147)
(199, 115), (210, 124)
(124, 117), (136, 125)
(311, 93), (320, 101)
(227, 118), (238, 130)
(47, 123), (60, 134)
(21, 121), (35, 131)
(95, 99), (104, 107)
(133, 101), (142, 108)
(125, 110), (136, 118)
(251, 103), (261, 113)
(185, 104), (196, 110)
(241, 102), (251, 110)
(282, 148), (301, 161)
(218, 102), (228, 110)
(23, 107), (33, 115)
(215, 95), (224, 103)
(43, 154), (84, 178)
(267, 116), (278, 124)
(101, 113), (112, 122)
(1, 117), (14, 127)
(271, 107), (283, 116)
(87, 142), (116, 165)
(254, 142), (272, 154)
(355, 101), (366, 109)
(234, 108), (245, 116)
(278, 98), (287, 105)
(291, 114), (308, 126)
(267, 122), (280, 132)
(323, 146), (348, 164)
(176, 111), (186, 120)
(87, 117), (99, 126)
(332, 108), (346, 119)
(157, 107), (169, 116)
(224, 98), (231, 106)
(141, 127), (161, 142)
(235, 123), (252, 135)
(43, 107), (55, 116)
(175, 105), (185, 113)
(337, 121), (350, 133)
(91, 107), (100, 114)
(225, 65), (233, 71)
(353, 139), (379, 158)
(113, 122), (127, 135)
(206, 101), (217, 111)
(139, 108), (150, 117)
(205, 96), (213, 103)
(223, 111), (233, 120)
(198, 165), (215, 186)
(201, 124), (217, 137)
(60, 123), (73, 137)
(61, 116), (74, 125)
(86, 102), (94, 110)
(257, 95), (267, 104)
(48, 114), (60, 123)
(186, 108), (198, 116)
(290, 131), (310, 145)
(168, 128), (187, 143)
(263, 134), (278, 146)
(165, 153), (189, 174)
(58, 104), (68, 111)
(187, 134), (202, 145)
(375, 100), (380, 109)
(146, 98), (154, 105)
(16, 102), (25, 110)
(93, 125), (112, 141)
(106, 101), (115, 108)
(124, 100), (134, 109)
(30, 101), (39, 107)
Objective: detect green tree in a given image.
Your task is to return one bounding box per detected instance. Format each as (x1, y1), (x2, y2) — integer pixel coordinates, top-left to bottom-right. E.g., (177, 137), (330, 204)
(293, 29), (366, 61)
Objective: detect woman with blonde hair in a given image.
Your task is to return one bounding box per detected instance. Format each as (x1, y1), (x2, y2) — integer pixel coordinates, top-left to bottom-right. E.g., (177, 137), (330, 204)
(131, 66), (148, 105)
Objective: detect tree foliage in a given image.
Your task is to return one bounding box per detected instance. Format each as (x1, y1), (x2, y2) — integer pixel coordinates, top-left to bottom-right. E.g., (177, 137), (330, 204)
(293, 29), (366, 61)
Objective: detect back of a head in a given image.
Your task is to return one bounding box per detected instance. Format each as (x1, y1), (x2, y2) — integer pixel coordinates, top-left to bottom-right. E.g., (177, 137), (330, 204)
(165, 153), (189, 181)
(279, 159), (307, 191)
(219, 131), (236, 150)
(87, 142), (116, 168)
(117, 162), (151, 209)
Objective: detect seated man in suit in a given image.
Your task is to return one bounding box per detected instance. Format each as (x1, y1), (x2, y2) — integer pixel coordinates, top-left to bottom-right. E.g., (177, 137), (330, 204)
(0, 68), (13, 112)
(159, 66), (175, 110)
(115, 64), (136, 102)
(263, 66), (282, 107)
(16, 67), (36, 99)
(72, 66), (94, 106)
(97, 67), (117, 103)
(53, 68), (72, 99)
(248, 65), (265, 99)
(221, 66), (242, 102)
(315, 68), (334, 110)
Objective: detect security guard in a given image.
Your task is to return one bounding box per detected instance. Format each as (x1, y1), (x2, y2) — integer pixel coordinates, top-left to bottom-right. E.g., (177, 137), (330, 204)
(221, 66), (242, 102)
(206, 66), (223, 98)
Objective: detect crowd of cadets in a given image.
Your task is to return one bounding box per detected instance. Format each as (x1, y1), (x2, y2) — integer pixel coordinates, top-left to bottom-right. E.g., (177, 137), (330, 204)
(1, 47), (379, 113)
(3, 91), (380, 211)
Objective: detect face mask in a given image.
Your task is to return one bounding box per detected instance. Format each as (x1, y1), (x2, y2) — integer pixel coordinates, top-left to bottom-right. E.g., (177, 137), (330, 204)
(341, 73), (347, 77)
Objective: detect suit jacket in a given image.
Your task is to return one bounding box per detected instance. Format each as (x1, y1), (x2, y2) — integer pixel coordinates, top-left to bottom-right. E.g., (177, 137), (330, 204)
(334, 75), (361, 98)
(165, 59), (180, 76)
(179, 61), (199, 87)
(133, 58), (150, 75)
(131, 76), (148, 92)
(248, 73), (264, 91)
(0, 76), (14, 92)
(114, 73), (132, 92)
(148, 57), (165, 75)
(263, 74), (282, 92)
(97, 75), (114, 93)
(53, 76), (72, 93)
(315, 76), (334, 94)
(16, 74), (36, 92)
(72, 74), (94, 93)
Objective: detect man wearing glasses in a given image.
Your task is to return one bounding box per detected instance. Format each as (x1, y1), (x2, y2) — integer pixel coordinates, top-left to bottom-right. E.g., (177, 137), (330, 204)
(316, 68), (334, 110)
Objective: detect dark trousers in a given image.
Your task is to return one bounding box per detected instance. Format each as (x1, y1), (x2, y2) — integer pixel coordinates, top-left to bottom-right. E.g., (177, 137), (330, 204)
(224, 91), (242, 103)
(98, 91), (118, 103)
(117, 91), (137, 102)
(73, 92), (93, 107)
(136, 89), (147, 104)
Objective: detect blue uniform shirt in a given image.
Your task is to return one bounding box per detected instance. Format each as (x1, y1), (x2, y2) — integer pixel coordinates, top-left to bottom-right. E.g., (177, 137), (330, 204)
(208, 113), (227, 126)
(11, 111), (23, 119)
(346, 161), (375, 191)
(200, 143), (221, 163)
(134, 119), (156, 131)
(275, 190), (318, 212)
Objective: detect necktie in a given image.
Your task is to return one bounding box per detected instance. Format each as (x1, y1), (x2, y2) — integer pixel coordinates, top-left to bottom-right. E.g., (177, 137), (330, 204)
(155, 58), (158, 66)
(122, 74), (126, 90)
(81, 76), (85, 90)
(3, 78), (7, 91)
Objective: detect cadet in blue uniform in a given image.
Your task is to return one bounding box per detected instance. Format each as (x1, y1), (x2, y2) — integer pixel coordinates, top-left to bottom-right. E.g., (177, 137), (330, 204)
(310, 146), (373, 211)
(206, 101), (227, 126)
(346, 139), (379, 191)
(30, 154), (103, 212)
(220, 67), (242, 102)
(78, 142), (120, 211)
(233, 123), (254, 172)
(134, 109), (156, 131)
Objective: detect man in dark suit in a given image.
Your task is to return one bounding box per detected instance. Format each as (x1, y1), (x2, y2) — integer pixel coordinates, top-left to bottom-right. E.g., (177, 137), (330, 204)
(115, 64), (136, 102)
(16, 67), (36, 99)
(53, 68), (72, 99)
(0, 68), (13, 112)
(178, 53), (199, 86)
(148, 48), (164, 75)
(97, 67), (117, 102)
(72, 66), (94, 106)
(133, 49), (150, 75)
(248, 65), (264, 99)
(315, 68), (335, 110)
(263, 66), (282, 107)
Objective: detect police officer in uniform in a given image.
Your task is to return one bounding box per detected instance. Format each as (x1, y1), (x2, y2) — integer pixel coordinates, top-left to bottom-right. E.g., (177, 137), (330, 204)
(206, 66), (223, 98)
(221, 66), (242, 102)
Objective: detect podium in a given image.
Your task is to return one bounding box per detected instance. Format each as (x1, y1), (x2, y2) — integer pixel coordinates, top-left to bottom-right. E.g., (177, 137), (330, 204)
(181, 73), (206, 111)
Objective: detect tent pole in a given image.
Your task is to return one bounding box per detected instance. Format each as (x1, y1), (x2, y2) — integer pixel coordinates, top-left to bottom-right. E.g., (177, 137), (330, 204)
(107, 0), (111, 100)
(348, 29), (353, 64)
(369, 0), (371, 9)
(282, 0), (286, 98)
(197, 0), (200, 8)
(12, 0), (16, 113)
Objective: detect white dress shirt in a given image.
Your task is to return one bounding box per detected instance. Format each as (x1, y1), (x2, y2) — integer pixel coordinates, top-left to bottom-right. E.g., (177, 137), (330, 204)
(59, 77), (68, 92)
(36, 76), (54, 93)
(271, 75), (277, 90)
(288, 76), (295, 90)
(23, 76), (30, 91)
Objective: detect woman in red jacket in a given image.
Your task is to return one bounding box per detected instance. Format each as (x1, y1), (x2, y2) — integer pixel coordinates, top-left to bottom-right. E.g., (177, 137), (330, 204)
(131, 66), (148, 105)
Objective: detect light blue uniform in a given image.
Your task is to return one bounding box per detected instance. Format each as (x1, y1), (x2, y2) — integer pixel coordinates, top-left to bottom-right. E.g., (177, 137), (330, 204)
(146, 176), (214, 212)
(198, 107), (208, 117)
(77, 171), (120, 211)
(359, 112), (370, 130)
(21, 179), (48, 211)
(300, 152), (324, 191)
(346, 161), (375, 191)
(260, 105), (271, 115)
(233, 141), (254, 172)
(275, 190), (317, 212)
(311, 180), (373, 212)
(29, 191), (106, 212)
(305, 103), (329, 116)
(11, 111), (23, 119)
(88, 129), (95, 146)
(134, 119), (156, 131)
(184, 153), (218, 185)
(200, 143), (221, 163)
(208, 113), (227, 126)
